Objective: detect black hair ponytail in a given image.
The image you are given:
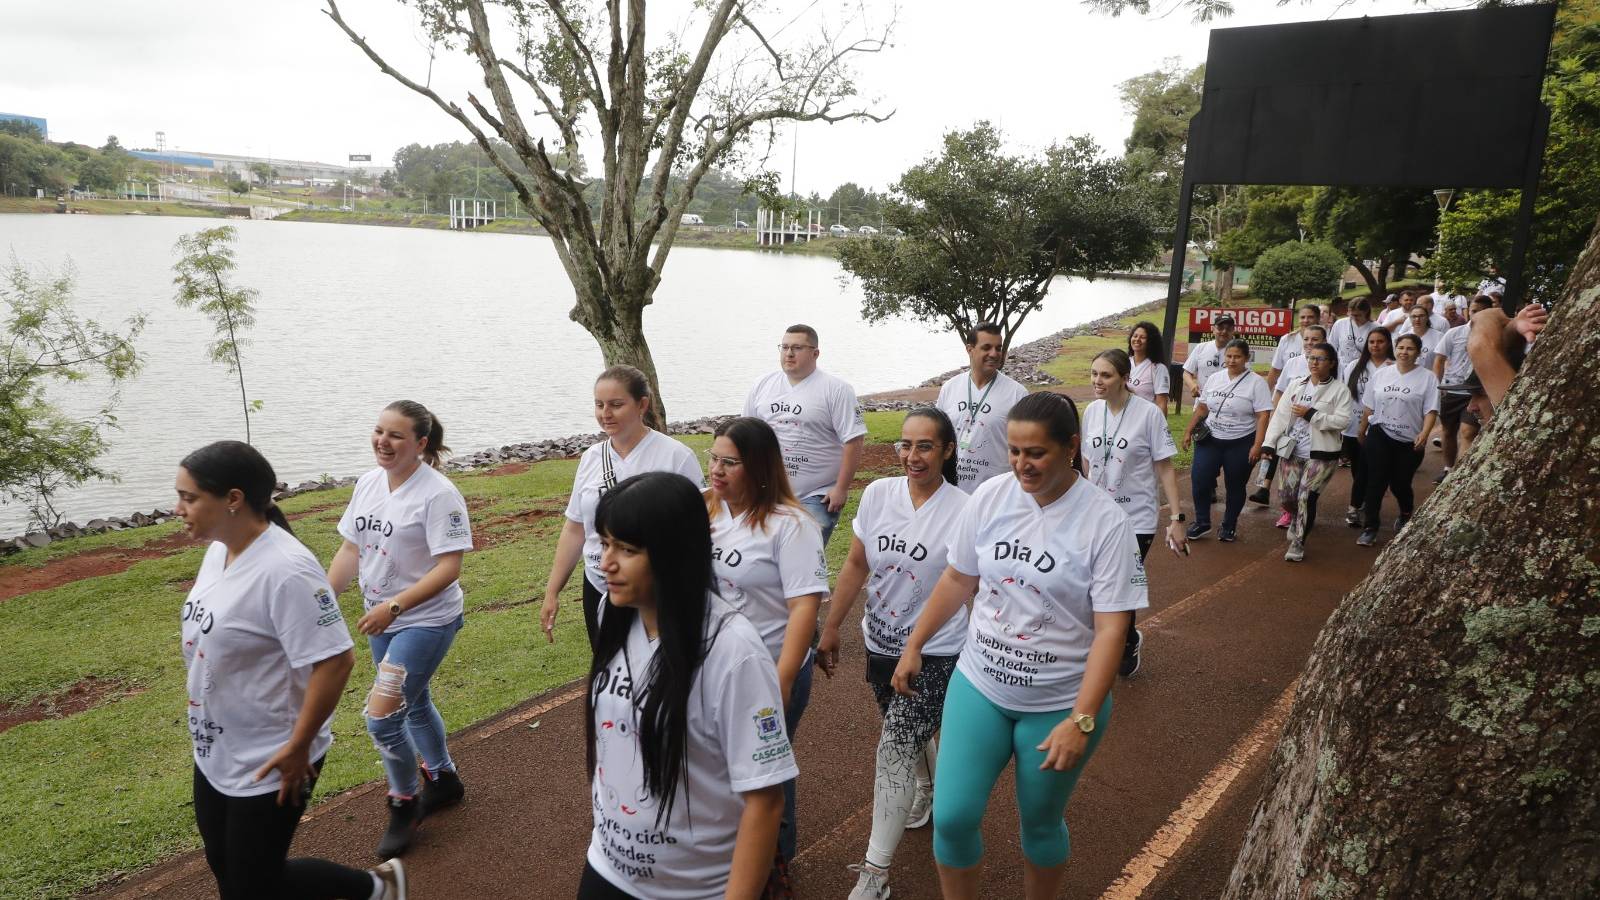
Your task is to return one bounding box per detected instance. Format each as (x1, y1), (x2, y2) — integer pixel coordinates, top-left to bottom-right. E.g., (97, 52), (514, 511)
(1007, 392), (1084, 474)
(180, 441), (292, 535)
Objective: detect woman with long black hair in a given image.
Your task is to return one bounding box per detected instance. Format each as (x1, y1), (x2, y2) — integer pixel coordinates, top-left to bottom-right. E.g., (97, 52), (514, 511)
(177, 441), (405, 900)
(816, 407), (970, 900)
(890, 392), (1146, 900)
(1356, 333), (1439, 547)
(1125, 321), (1171, 414)
(1340, 328), (1394, 528)
(581, 472), (794, 899)
(1260, 343), (1353, 562)
(1181, 339), (1273, 543)
(704, 416), (828, 864)
(542, 366), (704, 651)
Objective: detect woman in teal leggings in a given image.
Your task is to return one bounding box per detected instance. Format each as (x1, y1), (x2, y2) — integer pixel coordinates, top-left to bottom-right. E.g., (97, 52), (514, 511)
(893, 391), (1148, 899)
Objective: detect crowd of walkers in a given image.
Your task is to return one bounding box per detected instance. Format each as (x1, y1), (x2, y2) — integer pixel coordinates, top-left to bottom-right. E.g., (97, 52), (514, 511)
(172, 293), (1546, 899)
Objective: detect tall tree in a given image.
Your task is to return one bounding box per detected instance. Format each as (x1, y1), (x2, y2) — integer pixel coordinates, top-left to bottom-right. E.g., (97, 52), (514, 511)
(1119, 58), (1204, 226)
(836, 122), (1159, 350)
(1306, 186), (1437, 298)
(1, 259), (144, 528)
(327, 0), (892, 422)
(173, 227), (261, 443)
(1225, 213), (1600, 895)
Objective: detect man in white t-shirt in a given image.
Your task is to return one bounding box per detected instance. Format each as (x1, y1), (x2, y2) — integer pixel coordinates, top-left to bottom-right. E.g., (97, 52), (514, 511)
(1431, 295), (1494, 483)
(1183, 313), (1236, 409)
(1379, 289), (1418, 332)
(936, 322), (1031, 493)
(745, 324), (867, 544)
(1268, 304), (1321, 392)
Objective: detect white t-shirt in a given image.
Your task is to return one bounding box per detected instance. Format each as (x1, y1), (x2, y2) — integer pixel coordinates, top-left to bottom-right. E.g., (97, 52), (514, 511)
(1270, 331), (1304, 372)
(1199, 369), (1274, 441)
(710, 503), (829, 663)
(1081, 396), (1176, 534)
(1126, 358), (1171, 405)
(586, 597), (798, 900)
(1182, 341), (1229, 408)
(744, 369), (868, 499)
(1276, 354), (1310, 392)
(182, 526), (355, 797)
(948, 475), (1147, 712)
(565, 431), (705, 591)
(1380, 307), (1411, 331)
(1391, 313), (1449, 338)
(1439, 323), (1473, 384)
(1283, 377), (1321, 459)
(1405, 328), (1444, 370)
(337, 465), (473, 631)
(1329, 318), (1378, 370)
(1362, 365), (1441, 441)
(935, 370), (1030, 494)
(849, 477), (970, 657)
(1340, 358), (1393, 438)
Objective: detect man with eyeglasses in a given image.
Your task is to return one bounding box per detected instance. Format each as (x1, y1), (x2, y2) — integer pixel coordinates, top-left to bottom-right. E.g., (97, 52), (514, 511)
(935, 322), (1031, 493)
(1183, 313), (1237, 408)
(744, 323), (866, 543)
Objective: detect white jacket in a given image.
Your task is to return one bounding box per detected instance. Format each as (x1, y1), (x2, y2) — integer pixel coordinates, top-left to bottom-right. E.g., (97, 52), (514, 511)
(1262, 375), (1354, 460)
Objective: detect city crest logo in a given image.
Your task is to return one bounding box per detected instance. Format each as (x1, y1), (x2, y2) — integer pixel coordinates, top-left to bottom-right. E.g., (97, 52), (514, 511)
(753, 707), (783, 742)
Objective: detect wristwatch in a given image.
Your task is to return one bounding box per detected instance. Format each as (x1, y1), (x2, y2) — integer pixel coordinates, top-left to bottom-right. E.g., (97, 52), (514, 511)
(1170, 513), (1186, 522)
(1071, 712), (1096, 734)
(388, 601), (403, 617)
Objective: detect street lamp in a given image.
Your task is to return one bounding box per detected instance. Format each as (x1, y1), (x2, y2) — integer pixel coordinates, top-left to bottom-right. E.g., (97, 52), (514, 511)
(1433, 188), (1456, 284)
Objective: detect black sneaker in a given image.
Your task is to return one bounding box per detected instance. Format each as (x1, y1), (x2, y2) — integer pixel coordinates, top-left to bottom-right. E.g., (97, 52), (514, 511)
(1186, 521), (1212, 540)
(1357, 528), (1378, 547)
(1218, 526), (1237, 542)
(418, 768), (465, 819)
(1344, 508), (1362, 528)
(1119, 628), (1143, 677)
(377, 796), (421, 860)
(1248, 487), (1271, 506)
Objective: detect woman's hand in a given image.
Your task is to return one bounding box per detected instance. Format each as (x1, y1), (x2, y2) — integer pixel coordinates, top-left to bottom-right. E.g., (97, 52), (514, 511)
(816, 624), (841, 679)
(891, 647), (923, 697)
(1291, 403), (1312, 418)
(1165, 519), (1189, 558)
(1412, 433), (1428, 451)
(356, 604), (395, 636)
(1180, 433), (1192, 451)
(1036, 718), (1090, 772)
(254, 741), (317, 806)
(539, 592), (560, 644)
(1248, 445), (1263, 464)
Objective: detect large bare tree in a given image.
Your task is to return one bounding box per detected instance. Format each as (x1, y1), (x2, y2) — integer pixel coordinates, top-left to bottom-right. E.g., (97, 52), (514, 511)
(1225, 216), (1600, 895)
(326, 0), (892, 421)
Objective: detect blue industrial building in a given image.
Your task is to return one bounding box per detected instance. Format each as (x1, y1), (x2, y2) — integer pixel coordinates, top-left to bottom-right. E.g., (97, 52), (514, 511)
(0, 112), (48, 139)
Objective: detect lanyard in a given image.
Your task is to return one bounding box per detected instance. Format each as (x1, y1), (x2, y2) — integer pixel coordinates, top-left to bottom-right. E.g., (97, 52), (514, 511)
(965, 374), (999, 436)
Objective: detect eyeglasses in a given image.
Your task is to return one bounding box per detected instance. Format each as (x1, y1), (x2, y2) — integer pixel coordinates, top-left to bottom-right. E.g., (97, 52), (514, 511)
(893, 440), (940, 454)
(704, 450), (743, 468)
(1306, 355), (1333, 364)
(778, 343), (815, 354)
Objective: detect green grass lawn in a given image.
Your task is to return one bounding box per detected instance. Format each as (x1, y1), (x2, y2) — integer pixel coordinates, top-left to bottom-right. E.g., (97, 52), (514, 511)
(0, 411), (1186, 898)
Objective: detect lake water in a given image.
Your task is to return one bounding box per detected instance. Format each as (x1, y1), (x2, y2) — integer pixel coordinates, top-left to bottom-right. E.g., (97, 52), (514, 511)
(0, 214), (1161, 534)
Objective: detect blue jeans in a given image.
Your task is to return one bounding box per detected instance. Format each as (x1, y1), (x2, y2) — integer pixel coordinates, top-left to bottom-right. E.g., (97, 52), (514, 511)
(800, 494), (841, 545)
(1191, 434), (1254, 529)
(779, 650), (815, 861)
(366, 615), (463, 798)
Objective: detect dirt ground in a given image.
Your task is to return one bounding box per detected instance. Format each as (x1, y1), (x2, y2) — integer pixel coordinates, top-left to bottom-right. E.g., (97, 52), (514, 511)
(89, 454), (1441, 900)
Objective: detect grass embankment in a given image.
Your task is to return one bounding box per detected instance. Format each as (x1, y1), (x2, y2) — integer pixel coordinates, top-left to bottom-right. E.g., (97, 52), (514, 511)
(0, 418), (918, 899)
(0, 197), (230, 218)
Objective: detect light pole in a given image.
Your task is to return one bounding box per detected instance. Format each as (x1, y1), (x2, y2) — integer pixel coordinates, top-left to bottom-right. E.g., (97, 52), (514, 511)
(1433, 187), (1456, 286)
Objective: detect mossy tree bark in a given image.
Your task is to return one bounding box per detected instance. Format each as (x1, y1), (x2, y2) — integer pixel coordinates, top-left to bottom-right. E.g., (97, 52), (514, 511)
(1225, 217), (1600, 896)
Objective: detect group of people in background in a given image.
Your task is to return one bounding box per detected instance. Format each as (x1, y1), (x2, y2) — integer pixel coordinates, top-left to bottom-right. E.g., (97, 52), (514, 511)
(171, 285), (1549, 899)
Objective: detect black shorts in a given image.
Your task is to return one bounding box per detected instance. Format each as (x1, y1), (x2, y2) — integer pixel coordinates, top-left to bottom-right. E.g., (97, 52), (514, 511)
(1439, 391), (1479, 429)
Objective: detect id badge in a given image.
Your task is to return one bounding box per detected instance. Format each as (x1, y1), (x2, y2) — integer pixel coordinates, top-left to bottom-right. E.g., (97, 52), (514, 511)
(959, 434), (972, 451)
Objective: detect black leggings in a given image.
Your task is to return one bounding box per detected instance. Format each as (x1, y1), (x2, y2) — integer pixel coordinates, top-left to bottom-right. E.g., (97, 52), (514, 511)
(578, 862), (641, 898)
(1361, 426), (1423, 528)
(582, 578), (603, 652)
(1342, 435), (1365, 507)
(194, 762), (373, 900)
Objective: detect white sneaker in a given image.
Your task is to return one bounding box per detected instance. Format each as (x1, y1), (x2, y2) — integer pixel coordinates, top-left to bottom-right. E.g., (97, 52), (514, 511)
(372, 859), (406, 900)
(905, 784), (932, 829)
(847, 862), (891, 900)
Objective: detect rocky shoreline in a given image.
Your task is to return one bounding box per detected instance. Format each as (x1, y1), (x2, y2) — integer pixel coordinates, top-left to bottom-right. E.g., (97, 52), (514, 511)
(2, 297), (1163, 553)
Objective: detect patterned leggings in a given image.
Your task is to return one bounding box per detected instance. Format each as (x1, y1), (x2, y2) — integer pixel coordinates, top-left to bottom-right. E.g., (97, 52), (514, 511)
(1276, 456), (1337, 544)
(864, 654), (958, 868)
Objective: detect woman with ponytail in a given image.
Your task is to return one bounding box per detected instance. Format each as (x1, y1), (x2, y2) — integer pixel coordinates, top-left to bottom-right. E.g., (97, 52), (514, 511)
(177, 441), (406, 899)
(327, 400), (474, 860)
(892, 392), (1146, 900)
(542, 365), (704, 652)
(816, 407), (971, 899)
(580, 472), (794, 899)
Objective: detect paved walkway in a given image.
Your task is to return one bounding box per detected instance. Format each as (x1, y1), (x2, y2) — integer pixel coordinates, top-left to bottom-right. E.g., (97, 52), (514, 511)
(93, 457), (1438, 899)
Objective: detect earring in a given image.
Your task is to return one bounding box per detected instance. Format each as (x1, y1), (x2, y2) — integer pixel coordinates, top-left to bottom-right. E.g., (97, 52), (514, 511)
(228, 507), (237, 516)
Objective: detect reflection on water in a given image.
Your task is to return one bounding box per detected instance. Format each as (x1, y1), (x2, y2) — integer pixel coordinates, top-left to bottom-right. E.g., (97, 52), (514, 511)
(0, 215), (1160, 532)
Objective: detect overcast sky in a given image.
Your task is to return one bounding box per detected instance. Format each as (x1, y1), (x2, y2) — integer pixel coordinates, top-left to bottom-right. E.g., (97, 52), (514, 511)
(4, 0), (1424, 195)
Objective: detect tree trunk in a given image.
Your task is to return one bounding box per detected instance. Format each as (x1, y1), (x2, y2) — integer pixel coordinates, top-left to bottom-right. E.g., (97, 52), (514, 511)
(1216, 266), (1235, 303)
(580, 283), (670, 427)
(1350, 258), (1381, 300)
(1225, 218), (1600, 896)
